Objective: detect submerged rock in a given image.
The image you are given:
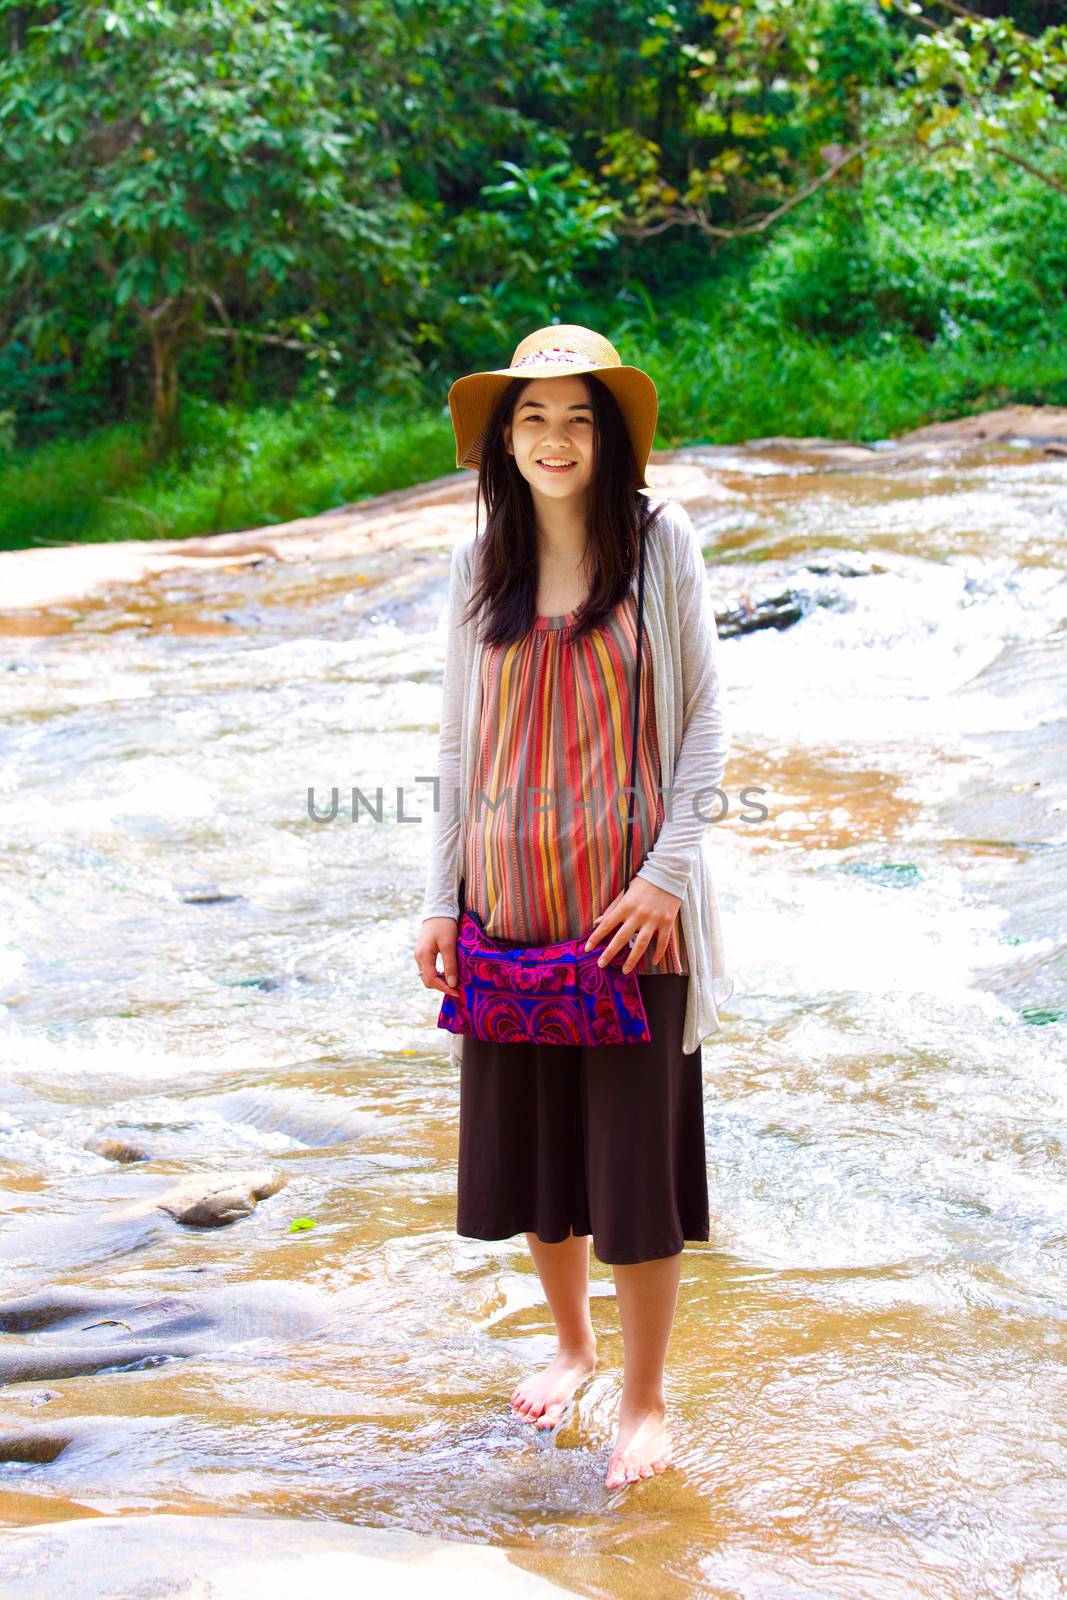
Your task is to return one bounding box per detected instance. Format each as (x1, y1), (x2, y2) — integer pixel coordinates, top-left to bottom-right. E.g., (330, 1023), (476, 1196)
(84, 1136), (154, 1164)
(0, 1513), (571, 1597)
(0, 1279), (327, 1387)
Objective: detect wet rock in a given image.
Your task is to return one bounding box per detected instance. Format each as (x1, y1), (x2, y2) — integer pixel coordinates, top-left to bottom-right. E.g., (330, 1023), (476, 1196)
(0, 1287), (130, 1333)
(180, 891), (244, 904)
(0, 1513), (570, 1597)
(209, 1086), (373, 1148)
(84, 1136), (154, 1164)
(227, 972), (313, 991)
(152, 1167), (286, 1227)
(803, 552), (888, 578)
(715, 548), (888, 638)
(0, 1425), (73, 1463)
(716, 593), (803, 639)
(0, 1280), (327, 1387)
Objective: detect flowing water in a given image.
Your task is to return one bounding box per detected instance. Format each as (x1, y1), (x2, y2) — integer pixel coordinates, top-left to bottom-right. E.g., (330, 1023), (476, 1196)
(0, 437), (1065, 1597)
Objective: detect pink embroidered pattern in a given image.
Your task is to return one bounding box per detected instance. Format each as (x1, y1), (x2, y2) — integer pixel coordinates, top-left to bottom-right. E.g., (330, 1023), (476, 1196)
(437, 907), (652, 1046)
(512, 346), (602, 370)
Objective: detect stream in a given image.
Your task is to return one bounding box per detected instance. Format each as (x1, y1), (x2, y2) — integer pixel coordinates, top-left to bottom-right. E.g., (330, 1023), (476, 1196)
(0, 434), (1065, 1597)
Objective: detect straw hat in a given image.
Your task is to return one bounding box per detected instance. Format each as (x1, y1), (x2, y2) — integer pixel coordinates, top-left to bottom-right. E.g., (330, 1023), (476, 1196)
(447, 323), (659, 483)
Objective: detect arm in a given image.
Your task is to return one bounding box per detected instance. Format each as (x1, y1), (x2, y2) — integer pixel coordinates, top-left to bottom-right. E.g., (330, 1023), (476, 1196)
(419, 539), (471, 922)
(634, 502), (730, 901)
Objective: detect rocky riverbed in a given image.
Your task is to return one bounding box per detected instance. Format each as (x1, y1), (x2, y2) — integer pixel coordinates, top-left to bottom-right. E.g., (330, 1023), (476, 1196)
(0, 406), (1065, 1598)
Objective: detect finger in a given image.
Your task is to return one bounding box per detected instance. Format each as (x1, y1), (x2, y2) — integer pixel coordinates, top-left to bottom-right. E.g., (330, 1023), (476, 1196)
(620, 925), (655, 974)
(596, 917), (640, 967)
(418, 960), (461, 998)
(583, 896), (621, 952)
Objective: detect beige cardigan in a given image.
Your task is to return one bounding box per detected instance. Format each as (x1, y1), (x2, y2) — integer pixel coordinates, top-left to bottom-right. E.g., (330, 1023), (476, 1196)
(421, 495), (734, 1066)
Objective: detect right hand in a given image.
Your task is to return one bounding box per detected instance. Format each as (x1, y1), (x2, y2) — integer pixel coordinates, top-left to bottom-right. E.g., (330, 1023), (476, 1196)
(415, 916), (462, 999)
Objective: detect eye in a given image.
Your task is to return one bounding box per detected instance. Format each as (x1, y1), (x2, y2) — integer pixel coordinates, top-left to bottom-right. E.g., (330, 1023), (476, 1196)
(521, 413), (590, 424)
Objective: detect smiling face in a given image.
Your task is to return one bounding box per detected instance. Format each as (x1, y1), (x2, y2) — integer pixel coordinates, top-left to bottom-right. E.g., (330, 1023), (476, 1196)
(502, 375), (597, 502)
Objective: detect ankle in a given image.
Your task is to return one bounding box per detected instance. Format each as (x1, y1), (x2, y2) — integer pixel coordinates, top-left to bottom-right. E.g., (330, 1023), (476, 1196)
(557, 1336), (597, 1362)
(619, 1384), (665, 1416)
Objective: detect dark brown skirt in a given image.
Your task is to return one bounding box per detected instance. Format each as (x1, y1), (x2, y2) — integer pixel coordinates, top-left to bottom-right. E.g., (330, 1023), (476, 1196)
(456, 973), (709, 1265)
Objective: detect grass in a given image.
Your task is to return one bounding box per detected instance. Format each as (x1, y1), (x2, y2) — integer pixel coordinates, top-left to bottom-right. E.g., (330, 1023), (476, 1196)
(633, 299), (1067, 446)
(0, 393), (458, 552)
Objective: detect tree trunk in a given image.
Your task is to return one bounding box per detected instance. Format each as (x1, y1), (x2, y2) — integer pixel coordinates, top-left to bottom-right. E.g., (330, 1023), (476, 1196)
(148, 326), (182, 459)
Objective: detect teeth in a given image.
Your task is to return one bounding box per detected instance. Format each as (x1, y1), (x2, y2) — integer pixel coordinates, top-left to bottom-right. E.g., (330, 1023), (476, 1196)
(540, 459), (575, 466)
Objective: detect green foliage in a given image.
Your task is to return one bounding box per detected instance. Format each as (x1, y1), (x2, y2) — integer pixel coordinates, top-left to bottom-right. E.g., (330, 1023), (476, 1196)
(1, 0), (1065, 512)
(427, 159), (622, 353)
(0, 0), (431, 445)
(728, 160), (1067, 342)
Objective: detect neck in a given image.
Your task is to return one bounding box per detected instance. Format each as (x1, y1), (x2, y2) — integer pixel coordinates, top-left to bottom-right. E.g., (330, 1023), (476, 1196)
(531, 489), (590, 569)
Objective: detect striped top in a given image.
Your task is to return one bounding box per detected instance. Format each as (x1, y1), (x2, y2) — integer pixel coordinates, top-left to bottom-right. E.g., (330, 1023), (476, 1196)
(463, 590), (688, 974)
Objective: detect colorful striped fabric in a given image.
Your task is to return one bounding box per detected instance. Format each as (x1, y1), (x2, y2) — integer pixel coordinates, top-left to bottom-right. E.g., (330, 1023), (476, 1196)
(463, 590), (688, 975)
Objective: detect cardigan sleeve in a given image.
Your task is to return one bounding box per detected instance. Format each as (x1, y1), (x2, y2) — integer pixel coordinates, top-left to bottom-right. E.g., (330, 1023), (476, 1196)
(634, 500), (730, 902)
(419, 538), (472, 922)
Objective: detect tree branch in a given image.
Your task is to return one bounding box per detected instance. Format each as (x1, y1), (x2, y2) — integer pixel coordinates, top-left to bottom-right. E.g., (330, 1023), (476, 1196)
(928, 0), (1036, 32)
(924, 131), (1067, 196)
(617, 144), (867, 241)
(983, 142), (1067, 197)
(202, 326), (311, 351)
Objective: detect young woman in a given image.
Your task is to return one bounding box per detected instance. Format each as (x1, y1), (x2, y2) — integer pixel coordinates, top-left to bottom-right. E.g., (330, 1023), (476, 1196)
(414, 324), (732, 1490)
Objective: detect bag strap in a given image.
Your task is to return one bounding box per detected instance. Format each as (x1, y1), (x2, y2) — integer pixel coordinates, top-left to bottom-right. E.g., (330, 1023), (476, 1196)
(622, 517), (648, 885)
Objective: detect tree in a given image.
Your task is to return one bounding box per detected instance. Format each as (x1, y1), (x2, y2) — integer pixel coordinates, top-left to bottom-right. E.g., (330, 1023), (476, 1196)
(590, 0), (1067, 244)
(0, 0), (426, 452)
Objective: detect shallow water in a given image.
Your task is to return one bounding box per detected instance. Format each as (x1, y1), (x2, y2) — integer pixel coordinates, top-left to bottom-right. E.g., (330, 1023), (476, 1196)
(1, 439), (1065, 1597)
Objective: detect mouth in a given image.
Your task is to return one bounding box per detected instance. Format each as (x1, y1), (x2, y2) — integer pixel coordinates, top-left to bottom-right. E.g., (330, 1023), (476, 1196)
(537, 459), (577, 474)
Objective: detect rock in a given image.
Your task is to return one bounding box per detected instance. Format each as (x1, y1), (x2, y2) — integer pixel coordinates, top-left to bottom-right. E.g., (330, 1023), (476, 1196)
(84, 1136), (153, 1164)
(208, 1085), (372, 1148)
(0, 1513), (572, 1598)
(0, 1426), (73, 1463)
(716, 593), (803, 639)
(0, 1280), (327, 1386)
(897, 403), (1067, 444)
(154, 1168), (286, 1228)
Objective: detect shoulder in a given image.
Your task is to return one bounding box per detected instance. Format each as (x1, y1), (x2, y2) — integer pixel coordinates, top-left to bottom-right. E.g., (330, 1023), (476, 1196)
(451, 534), (476, 587)
(641, 495), (698, 567)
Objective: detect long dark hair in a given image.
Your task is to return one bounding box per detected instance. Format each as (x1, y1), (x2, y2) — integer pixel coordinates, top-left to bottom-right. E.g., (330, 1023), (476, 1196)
(460, 374), (660, 647)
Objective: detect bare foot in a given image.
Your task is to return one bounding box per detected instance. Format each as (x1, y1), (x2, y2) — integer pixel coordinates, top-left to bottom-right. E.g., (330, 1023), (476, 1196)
(604, 1394), (673, 1487)
(510, 1343), (597, 1430)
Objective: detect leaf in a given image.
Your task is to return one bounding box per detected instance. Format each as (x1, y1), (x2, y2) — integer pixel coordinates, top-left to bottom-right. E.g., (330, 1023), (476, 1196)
(289, 1217), (316, 1232)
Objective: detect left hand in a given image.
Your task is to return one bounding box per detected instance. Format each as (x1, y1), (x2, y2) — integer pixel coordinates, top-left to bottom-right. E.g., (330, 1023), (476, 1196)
(583, 877), (683, 974)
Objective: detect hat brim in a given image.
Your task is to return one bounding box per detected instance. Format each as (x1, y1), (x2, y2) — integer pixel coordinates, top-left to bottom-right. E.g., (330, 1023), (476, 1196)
(447, 363), (659, 482)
